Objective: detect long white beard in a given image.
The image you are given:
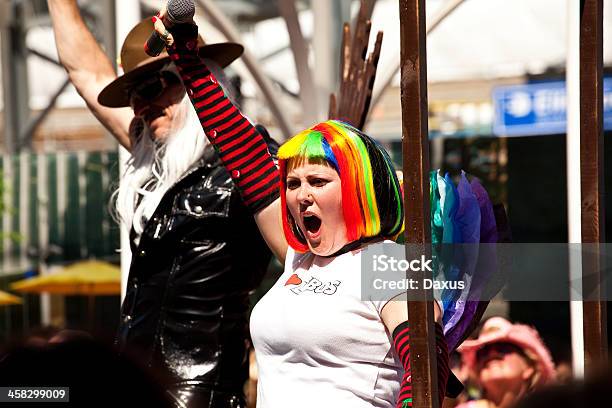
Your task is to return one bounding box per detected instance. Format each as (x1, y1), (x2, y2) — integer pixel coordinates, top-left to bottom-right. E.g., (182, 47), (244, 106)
(111, 93), (209, 242)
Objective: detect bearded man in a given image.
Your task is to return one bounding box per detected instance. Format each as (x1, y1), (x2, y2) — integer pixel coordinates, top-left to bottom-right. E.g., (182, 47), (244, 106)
(48, 2), (274, 406)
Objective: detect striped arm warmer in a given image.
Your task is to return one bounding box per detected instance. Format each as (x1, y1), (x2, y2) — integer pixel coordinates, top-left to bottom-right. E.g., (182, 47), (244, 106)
(167, 24), (279, 213)
(392, 321), (450, 408)
(392, 321), (412, 408)
(435, 321), (450, 405)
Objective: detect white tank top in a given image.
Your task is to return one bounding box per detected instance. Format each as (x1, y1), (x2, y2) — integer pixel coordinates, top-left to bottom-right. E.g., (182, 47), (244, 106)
(250, 243), (402, 408)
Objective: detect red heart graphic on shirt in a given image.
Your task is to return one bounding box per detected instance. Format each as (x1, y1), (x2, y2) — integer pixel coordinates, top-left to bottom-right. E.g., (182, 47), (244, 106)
(284, 274), (302, 286)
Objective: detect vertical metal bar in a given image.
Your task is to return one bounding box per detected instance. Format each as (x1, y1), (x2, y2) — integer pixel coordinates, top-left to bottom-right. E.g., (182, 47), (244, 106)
(399, 0), (438, 407)
(77, 152), (87, 258)
(115, 0), (140, 302)
(19, 79), (71, 151)
(100, 0), (117, 66)
(37, 153), (51, 326)
(278, 0), (318, 124)
(335, 0), (352, 88)
(0, 0), (29, 154)
(312, 0), (340, 119)
(352, 0), (377, 31)
(100, 153), (111, 257)
(2, 155), (13, 273)
(19, 152), (29, 269)
(329, 0), (383, 129)
(566, 0), (585, 379)
(196, 0), (294, 138)
(56, 151), (67, 253)
(369, 0), (467, 125)
(579, 0), (607, 375)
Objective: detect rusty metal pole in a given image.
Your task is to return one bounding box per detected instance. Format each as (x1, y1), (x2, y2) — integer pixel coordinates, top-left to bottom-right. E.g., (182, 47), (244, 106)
(399, 0), (439, 407)
(579, 0), (607, 375)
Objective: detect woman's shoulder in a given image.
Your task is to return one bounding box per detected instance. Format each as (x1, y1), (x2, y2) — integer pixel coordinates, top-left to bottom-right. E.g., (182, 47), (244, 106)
(355, 239), (396, 253)
(286, 246), (314, 270)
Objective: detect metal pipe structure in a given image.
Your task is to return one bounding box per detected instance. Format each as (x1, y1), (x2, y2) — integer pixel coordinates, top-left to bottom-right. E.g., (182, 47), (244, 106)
(399, 0), (439, 406)
(566, 0), (585, 379)
(368, 0), (467, 125)
(4, 0), (109, 152)
(329, 0), (382, 130)
(351, 0), (376, 31)
(579, 0), (607, 376)
(115, 0), (141, 302)
(312, 0), (346, 120)
(1, 0), (30, 154)
(18, 79), (71, 151)
(195, 0), (294, 138)
(278, 0), (318, 125)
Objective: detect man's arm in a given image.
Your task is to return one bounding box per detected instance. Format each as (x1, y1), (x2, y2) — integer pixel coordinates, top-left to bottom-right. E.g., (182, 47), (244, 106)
(47, 0), (133, 150)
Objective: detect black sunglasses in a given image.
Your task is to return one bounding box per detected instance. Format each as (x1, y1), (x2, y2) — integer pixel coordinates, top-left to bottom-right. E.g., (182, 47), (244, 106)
(128, 70), (181, 102)
(476, 342), (526, 363)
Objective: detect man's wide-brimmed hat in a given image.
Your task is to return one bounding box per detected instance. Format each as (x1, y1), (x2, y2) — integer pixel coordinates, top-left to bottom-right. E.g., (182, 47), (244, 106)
(98, 18), (243, 108)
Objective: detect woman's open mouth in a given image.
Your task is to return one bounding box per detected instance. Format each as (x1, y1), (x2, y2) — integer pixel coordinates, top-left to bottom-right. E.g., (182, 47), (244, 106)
(302, 214), (322, 239)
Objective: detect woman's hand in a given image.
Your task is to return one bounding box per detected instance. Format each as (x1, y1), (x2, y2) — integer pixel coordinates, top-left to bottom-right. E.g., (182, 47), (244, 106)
(153, 1), (198, 47)
(152, 14), (174, 47)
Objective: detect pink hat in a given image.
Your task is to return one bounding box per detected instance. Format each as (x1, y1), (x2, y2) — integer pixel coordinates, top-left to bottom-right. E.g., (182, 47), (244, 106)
(458, 317), (555, 387)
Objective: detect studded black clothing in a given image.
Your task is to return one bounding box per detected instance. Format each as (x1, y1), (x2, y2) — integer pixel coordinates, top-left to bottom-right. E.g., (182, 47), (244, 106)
(117, 146), (271, 407)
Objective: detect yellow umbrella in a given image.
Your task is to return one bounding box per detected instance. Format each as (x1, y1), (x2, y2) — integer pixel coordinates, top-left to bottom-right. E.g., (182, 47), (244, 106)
(11, 260), (120, 328)
(0, 290), (22, 306)
(10, 260), (120, 295)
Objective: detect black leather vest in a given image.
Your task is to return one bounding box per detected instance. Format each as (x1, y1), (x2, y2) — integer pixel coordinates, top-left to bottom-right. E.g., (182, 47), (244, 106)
(117, 147), (270, 403)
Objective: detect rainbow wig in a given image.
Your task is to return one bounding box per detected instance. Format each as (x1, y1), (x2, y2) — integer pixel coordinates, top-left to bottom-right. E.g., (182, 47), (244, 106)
(278, 120), (404, 253)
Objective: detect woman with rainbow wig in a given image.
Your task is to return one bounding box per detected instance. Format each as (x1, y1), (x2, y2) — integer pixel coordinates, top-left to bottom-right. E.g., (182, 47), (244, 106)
(278, 121), (404, 255)
(155, 12), (501, 408)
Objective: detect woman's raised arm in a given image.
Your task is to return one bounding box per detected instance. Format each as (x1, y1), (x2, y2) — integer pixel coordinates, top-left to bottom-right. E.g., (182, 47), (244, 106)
(158, 16), (288, 262)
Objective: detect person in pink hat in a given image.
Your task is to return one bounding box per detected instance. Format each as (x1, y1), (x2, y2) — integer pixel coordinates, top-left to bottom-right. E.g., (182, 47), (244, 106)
(456, 317), (556, 408)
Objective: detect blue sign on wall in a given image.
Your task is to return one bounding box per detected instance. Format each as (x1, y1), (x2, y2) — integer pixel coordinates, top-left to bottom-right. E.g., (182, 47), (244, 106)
(493, 79), (612, 136)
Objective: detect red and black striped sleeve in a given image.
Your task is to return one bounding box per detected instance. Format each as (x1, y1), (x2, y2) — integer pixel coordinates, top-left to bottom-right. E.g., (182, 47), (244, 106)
(392, 321), (450, 408)
(167, 23), (279, 213)
(392, 321), (413, 408)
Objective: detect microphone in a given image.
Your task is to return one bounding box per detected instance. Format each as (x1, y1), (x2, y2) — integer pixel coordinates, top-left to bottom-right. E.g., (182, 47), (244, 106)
(166, 0), (195, 25)
(144, 0), (196, 57)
